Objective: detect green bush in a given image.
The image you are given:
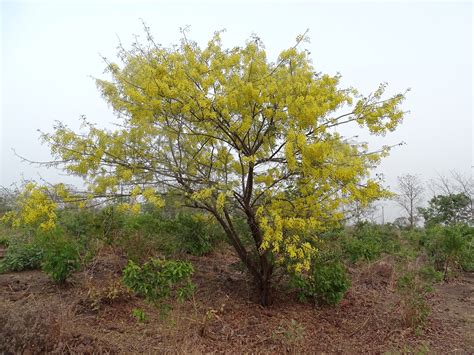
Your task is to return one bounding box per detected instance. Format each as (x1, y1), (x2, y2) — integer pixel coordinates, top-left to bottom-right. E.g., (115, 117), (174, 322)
(0, 235), (43, 272)
(165, 213), (224, 256)
(343, 223), (401, 263)
(291, 259), (350, 305)
(0, 235), (10, 248)
(58, 208), (101, 239)
(41, 234), (80, 283)
(122, 258), (195, 302)
(424, 224), (473, 277)
(116, 209), (223, 259)
(460, 239), (474, 272)
(418, 265), (443, 284)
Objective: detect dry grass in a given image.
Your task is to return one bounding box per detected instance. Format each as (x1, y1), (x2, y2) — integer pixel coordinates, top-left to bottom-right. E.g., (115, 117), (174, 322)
(0, 248), (472, 353)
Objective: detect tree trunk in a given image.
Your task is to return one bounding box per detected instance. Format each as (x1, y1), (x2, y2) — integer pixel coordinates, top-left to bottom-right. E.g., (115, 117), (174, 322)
(212, 209), (274, 306)
(257, 252), (273, 306)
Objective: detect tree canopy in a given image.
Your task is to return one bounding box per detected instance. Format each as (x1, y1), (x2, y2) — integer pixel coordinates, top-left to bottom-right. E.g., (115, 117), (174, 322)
(419, 193), (472, 227)
(12, 29), (407, 305)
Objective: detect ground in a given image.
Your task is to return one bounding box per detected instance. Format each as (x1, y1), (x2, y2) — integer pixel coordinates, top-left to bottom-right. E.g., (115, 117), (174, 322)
(0, 247), (472, 353)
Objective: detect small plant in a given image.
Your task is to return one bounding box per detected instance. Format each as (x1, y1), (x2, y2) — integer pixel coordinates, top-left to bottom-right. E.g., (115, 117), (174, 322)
(122, 258), (195, 303)
(273, 319), (305, 345)
(291, 259), (350, 305)
(132, 308), (148, 323)
(396, 271), (430, 331)
(85, 279), (131, 311)
(41, 234), (80, 283)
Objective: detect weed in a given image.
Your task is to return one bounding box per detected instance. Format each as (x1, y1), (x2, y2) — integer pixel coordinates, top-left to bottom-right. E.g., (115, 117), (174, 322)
(273, 319), (305, 344)
(84, 279), (131, 312)
(132, 308), (148, 323)
(396, 271), (430, 331)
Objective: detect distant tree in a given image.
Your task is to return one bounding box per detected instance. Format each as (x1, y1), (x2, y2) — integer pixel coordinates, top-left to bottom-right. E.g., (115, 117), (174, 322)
(395, 174), (424, 228)
(344, 200), (379, 225)
(7, 29), (408, 305)
(0, 187), (17, 215)
(427, 171), (473, 224)
(418, 193), (472, 227)
(393, 216), (410, 229)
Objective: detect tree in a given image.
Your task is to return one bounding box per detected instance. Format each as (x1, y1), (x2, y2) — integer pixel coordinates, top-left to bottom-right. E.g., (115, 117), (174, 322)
(419, 193), (472, 227)
(394, 174), (424, 228)
(35, 29), (407, 305)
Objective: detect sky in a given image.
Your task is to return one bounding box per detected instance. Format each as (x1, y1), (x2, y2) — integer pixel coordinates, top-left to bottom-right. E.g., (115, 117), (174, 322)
(1, 0), (473, 221)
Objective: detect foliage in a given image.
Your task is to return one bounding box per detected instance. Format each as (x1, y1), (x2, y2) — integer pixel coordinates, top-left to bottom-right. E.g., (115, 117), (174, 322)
(343, 222), (401, 263)
(34, 28), (406, 305)
(163, 213), (224, 256)
(122, 258), (195, 302)
(1, 183), (57, 231)
(419, 193), (472, 227)
(423, 224), (473, 278)
(0, 235), (43, 272)
(40, 232), (81, 283)
(115, 208), (224, 260)
(0, 235), (10, 248)
(417, 265), (443, 284)
(290, 256), (350, 305)
(58, 208), (101, 240)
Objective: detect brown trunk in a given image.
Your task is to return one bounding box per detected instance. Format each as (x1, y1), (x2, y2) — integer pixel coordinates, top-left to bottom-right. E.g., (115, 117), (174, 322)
(213, 209), (274, 306)
(258, 254), (273, 306)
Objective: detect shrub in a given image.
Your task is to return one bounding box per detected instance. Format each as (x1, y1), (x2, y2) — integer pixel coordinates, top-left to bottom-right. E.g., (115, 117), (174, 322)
(291, 259), (350, 305)
(424, 224), (473, 278)
(418, 265), (443, 284)
(343, 223), (401, 263)
(41, 234), (80, 283)
(122, 258), (195, 303)
(119, 211), (176, 261)
(117, 210), (223, 260)
(165, 213), (224, 256)
(57, 208), (101, 239)
(0, 235), (43, 272)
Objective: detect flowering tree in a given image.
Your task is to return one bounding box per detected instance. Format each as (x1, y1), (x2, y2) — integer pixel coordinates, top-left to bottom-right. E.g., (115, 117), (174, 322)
(32, 30), (406, 305)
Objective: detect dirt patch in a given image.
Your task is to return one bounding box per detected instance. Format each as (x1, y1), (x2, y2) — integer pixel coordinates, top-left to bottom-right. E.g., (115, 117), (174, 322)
(0, 249), (472, 353)
(430, 272), (474, 351)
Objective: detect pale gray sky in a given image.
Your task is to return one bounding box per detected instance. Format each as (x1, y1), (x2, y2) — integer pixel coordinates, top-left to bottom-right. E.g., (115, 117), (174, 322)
(1, 1), (472, 221)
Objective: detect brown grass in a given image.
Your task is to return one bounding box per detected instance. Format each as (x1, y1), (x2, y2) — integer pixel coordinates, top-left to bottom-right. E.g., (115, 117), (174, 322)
(0, 247), (472, 353)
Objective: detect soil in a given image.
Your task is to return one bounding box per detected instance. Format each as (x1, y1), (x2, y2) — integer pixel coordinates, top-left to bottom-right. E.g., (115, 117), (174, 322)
(0, 248), (472, 354)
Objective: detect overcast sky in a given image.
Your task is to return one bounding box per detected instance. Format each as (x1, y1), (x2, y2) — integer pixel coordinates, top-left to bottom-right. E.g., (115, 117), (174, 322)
(1, 1), (472, 221)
